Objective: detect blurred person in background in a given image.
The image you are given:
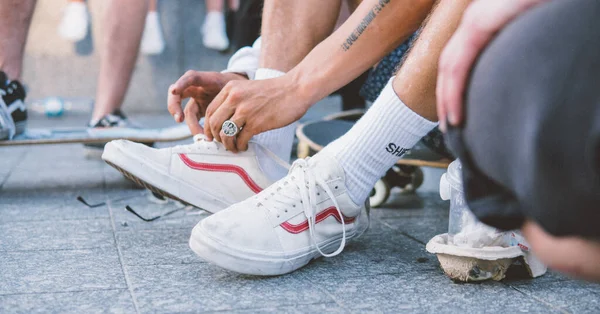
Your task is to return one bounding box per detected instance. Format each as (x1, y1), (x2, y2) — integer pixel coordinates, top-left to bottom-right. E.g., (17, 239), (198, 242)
(202, 0), (239, 51)
(0, 0), (161, 151)
(59, 0), (165, 55)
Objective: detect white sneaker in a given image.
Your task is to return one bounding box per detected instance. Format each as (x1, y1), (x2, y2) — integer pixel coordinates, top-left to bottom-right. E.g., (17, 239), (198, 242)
(202, 11), (229, 51)
(189, 152), (370, 276)
(102, 135), (284, 213)
(140, 11), (166, 55)
(58, 2), (89, 42)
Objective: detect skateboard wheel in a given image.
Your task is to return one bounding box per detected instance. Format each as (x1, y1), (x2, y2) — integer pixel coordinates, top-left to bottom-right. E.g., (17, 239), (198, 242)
(403, 167), (424, 192)
(369, 179), (391, 208)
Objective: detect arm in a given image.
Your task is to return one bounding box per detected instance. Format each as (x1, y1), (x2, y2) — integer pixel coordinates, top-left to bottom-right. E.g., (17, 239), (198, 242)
(205, 0), (435, 151)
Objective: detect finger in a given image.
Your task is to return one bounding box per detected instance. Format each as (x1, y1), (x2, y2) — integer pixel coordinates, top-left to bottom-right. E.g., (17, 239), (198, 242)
(221, 130), (238, 153)
(207, 95), (236, 144)
(204, 86), (231, 142)
(184, 101), (204, 135)
(221, 115), (246, 152)
(444, 28), (485, 127)
(436, 63), (448, 132)
(167, 84), (184, 123)
(235, 126), (254, 152)
(171, 71), (214, 95)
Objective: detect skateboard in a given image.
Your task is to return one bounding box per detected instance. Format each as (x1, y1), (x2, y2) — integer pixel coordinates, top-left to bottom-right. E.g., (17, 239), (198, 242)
(296, 111), (452, 207)
(0, 123), (192, 146)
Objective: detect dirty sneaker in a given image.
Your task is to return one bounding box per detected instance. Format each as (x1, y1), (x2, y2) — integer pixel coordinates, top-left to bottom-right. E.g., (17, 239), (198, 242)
(0, 71), (27, 140)
(189, 152), (370, 276)
(102, 135), (285, 213)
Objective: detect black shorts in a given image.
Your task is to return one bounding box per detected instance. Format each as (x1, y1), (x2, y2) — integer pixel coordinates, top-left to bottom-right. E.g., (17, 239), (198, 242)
(446, 0), (600, 239)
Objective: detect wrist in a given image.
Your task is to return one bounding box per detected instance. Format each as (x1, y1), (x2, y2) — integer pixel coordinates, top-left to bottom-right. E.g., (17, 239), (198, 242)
(287, 67), (325, 112)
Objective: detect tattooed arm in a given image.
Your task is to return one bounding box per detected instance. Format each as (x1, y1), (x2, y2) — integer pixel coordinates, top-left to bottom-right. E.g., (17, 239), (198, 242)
(202, 0), (435, 151)
(293, 0), (435, 104)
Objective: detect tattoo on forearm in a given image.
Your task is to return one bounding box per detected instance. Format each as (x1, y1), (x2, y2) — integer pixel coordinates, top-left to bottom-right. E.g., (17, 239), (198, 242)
(342, 0), (391, 51)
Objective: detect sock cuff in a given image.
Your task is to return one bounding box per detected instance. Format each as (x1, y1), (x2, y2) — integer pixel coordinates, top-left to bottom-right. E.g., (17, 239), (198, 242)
(375, 77), (438, 136)
(255, 68), (286, 80)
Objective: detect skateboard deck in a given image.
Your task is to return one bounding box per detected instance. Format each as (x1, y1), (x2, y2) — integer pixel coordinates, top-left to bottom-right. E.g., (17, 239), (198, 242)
(296, 119), (452, 168)
(0, 123), (192, 146)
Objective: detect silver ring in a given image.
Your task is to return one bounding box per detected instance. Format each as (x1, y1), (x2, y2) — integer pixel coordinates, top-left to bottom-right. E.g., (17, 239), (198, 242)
(221, 120), (240, 137)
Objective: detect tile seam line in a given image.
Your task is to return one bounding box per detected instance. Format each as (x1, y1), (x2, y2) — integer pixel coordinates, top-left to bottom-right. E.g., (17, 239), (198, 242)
(0, 287), (128, 297)
(107, 199), (141, 313)
(506, 285), (571, 314)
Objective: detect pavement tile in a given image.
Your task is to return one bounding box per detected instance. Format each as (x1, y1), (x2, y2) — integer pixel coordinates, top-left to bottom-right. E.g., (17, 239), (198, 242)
(132, 275), (334, 313)
(310, 273), (557, 313)
(379, 214), (449, 245)
(116, 227), (201, 266)
(2, 167), (105, 191)
(0, 218), (113, 251)
(108, 195), (207, 232)
(508, 277), (600, 313)
(0, 197), (108, 224)
(294, 231), (436, 281)
(0, 289), (135, 314)
(0, 248), (126, 294)
(214, 303), (344, 314)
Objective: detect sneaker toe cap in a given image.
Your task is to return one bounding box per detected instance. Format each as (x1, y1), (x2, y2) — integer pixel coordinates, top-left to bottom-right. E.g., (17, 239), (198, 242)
(195, 204), (283, 253)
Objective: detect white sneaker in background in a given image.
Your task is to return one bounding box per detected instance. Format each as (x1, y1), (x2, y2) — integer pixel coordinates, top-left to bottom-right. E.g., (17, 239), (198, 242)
(102, 135), (283, 213)
(140, 11), (166, 55)
(189, 152), (370, 276)
(58, 2), (89, 42)
(202, 11), (229, 51)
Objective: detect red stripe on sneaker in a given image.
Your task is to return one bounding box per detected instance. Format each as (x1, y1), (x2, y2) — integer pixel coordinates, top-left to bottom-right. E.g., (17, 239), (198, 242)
(280, 206), (357, 234)
(178, 154), (263, 193)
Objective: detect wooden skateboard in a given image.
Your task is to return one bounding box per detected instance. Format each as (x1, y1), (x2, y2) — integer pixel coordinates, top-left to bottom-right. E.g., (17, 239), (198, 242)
(296, 111), (452, 207)
(0, 123), (192, 146)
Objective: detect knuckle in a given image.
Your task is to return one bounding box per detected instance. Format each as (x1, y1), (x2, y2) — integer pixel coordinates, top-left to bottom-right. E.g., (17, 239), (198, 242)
(184, 70), (196, 77)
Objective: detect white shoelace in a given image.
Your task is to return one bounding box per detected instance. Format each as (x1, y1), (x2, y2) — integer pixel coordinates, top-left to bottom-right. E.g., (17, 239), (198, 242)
(178, 134), (291, 171)
(260, 159), (347, 258)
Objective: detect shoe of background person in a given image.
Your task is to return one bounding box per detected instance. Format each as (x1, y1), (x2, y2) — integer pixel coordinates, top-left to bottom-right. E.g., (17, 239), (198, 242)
(140, 11), (166, 55)
(202, 11), (230, 51)
(102, 135), (284, 213)
(189, 152), (370, 276)
(0, 71), (27, 140)
(84, 109), (152, 157)
(58, 1), (89, 42)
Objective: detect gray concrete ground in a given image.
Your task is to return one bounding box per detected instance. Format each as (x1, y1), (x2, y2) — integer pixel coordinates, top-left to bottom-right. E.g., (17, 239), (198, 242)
(1, 110), (599, 314)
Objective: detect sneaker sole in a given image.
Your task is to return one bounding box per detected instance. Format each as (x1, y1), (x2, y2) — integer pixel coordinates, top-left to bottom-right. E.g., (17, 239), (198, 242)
(189, 221), (365, 276)
(102, 143), (229, 213)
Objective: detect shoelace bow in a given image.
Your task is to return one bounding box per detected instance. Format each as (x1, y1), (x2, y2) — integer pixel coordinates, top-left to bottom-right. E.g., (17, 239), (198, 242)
(259, 159), (347, 258)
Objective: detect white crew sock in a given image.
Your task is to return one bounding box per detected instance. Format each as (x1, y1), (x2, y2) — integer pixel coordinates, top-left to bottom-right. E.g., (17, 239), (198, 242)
(321, 77), (437, 205)
(253, 68), (298, 181)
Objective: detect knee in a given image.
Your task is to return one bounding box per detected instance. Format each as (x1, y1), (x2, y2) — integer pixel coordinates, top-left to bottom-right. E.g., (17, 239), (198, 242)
(522, 220), (600, 282)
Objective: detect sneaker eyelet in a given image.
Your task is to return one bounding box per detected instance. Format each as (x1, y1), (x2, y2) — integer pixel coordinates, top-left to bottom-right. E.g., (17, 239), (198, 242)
(293, 205), (296, 207)
(317, 193), (320, 196)
(335, 186), (338, 189)
(284, 210), (288, 213)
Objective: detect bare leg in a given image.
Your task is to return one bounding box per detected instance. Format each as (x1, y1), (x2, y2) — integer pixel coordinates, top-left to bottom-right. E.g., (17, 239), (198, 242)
(260, 0), (343, 71)
(206, 0), (224, 12)
(149, 0), (157, 12)
(0, 0), (36, 81)
(91, 0), (148, 121)
(392, 0), (472, 121)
